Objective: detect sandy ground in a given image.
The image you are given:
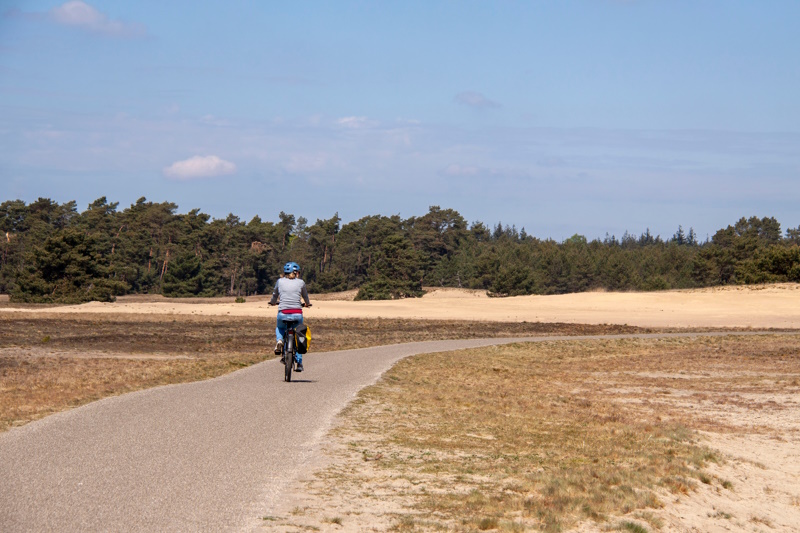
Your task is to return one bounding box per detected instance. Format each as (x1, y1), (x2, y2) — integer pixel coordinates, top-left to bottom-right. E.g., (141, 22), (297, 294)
(2, 283), (799, 329)
(3, 284), (799, 531)
(267, 432), (800, 533)
(266, 351), (800, 533)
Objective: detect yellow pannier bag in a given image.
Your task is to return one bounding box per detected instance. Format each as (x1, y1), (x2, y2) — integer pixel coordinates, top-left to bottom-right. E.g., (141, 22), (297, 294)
(296, 324), (310, 354)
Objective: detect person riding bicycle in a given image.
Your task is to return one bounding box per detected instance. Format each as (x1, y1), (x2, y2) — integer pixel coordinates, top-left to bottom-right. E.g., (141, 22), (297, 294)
(268, 261), (311, 371)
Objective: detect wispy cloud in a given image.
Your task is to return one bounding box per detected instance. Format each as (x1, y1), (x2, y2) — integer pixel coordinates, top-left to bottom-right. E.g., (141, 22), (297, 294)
(440, 164), (480, 177)
(6, 103), (798, 240)
(537, 156), (568, 167)
(163, 155), (236, 181)
(282, 153), (333, 174)
(336, 116), (377, 129)
(454, 91), (501, 109)
(439, 163), (534, 182)
(49, 1), (146, 37)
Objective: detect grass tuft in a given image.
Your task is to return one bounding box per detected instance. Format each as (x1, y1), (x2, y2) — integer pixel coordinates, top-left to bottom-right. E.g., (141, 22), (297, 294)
(618, 521), (649, 533)
(477, 516), (499, 530)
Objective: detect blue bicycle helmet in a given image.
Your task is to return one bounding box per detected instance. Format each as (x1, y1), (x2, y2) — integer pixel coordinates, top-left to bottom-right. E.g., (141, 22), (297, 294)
(283, 261), (301, 274)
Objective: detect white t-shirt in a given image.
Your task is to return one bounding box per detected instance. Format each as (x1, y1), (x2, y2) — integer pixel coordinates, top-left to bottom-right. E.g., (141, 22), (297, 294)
(271, 277), (310, 311)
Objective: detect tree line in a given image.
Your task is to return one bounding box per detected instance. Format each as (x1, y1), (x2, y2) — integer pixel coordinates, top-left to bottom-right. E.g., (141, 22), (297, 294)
(1, 197), (799, 303)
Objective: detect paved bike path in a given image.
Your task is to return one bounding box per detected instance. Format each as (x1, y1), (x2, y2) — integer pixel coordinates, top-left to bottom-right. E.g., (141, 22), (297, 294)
(0, 332), (786, 532)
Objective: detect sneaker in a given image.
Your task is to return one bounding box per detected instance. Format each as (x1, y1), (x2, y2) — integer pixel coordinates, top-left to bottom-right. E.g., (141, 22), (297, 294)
(279, 356), (286, 364)
(274, 340), (283, 355)
(296, 363), (304, 372)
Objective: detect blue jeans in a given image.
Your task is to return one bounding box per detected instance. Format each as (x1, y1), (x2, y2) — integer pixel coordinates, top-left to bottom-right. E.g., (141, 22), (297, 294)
(276, 312), (304, 363)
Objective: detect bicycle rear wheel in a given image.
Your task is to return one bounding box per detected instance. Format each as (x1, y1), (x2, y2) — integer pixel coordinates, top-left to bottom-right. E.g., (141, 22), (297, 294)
(284, 334), (294, 382)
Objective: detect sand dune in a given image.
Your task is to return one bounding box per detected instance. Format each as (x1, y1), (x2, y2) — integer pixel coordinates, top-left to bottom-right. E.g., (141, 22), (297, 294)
(3, 283), (799, 329)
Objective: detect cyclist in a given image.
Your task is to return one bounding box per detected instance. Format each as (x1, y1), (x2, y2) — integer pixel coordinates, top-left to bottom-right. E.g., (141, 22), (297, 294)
(268, 261), (311, 371)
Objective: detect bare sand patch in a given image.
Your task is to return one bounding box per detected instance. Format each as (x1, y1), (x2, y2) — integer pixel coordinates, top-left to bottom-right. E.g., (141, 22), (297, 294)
(648, 432), (800, 533)
(2, 283), (799, 329)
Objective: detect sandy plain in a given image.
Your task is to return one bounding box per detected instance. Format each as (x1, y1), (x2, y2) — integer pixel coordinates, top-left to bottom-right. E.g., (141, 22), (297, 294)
(266, 284), (798, 532)
(2, 283), (799, 329)
(2, 284), (799, 531)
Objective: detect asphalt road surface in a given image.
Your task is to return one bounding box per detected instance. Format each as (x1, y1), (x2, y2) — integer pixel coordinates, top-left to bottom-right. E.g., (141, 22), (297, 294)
(0, 332), (786, 532)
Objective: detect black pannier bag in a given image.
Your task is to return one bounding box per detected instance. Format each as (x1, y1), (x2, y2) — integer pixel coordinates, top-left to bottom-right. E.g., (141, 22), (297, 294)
(296, 323), (310, 354)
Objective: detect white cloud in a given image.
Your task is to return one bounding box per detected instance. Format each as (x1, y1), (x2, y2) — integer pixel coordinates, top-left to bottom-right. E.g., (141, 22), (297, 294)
(454, 91), (501, 109)
(337, 116), (376, 129)
(50, 1), (145, 37)
(163, 155), (236, 180)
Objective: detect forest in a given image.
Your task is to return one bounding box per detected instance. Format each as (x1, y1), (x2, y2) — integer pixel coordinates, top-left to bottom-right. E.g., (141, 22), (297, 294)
(1, 197), (799, 303)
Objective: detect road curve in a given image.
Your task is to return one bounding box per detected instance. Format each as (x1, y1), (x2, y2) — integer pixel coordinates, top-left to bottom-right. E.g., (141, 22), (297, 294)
(0, 332), (791, 532)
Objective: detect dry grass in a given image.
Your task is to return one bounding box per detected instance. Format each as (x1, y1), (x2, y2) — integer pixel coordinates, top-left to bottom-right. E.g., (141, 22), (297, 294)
(287, 334), (800, 532)
(4, 309), (798, 531)
(0, 312), (644, 431)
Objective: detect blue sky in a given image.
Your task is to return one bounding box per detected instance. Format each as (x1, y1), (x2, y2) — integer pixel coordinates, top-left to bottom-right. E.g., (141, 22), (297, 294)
(1, 1), (798, 241)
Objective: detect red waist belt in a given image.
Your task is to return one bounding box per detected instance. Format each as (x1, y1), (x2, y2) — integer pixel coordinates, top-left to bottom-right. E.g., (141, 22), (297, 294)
(282, 308), (303, 314)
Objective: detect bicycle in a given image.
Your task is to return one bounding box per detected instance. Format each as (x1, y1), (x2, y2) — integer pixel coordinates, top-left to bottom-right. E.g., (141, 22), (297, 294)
(279, 315), (302, 382)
